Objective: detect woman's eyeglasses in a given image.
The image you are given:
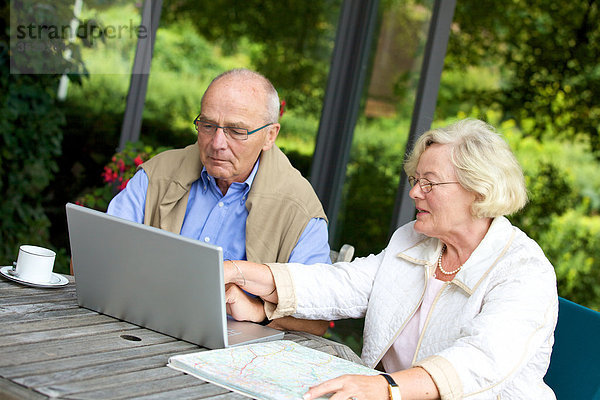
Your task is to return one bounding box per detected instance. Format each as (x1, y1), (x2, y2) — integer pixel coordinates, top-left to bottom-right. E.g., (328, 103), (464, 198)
(408, 176), (459, 193)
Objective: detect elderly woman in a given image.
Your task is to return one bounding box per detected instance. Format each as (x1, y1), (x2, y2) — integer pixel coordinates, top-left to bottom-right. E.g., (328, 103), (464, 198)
(224, 119), (558, 400)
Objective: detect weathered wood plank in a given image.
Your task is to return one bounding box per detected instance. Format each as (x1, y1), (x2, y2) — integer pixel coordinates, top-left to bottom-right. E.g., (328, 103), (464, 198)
(205, 392), (250, 399)
(13, 350), (197, 388)
(65, 374), (206, 400)
(0, 279), (74, 291)
(0, 313), (114, 336)
(1, 341), (199, 379)
(127, 383), (232, 400)
(0, 321), (138, 347)
(0, 291), (76, 306)
(34, 365), (182, 398)
(0, 328), (177, 367)
(0, 377), (47, 400)
(0, 284), (75, 299)
(0, 302), (81, 319)
(0, 306), (93, 324)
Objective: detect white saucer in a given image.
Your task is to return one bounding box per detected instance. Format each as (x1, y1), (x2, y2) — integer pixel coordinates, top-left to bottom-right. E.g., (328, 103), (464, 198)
(0, 266), (69, 288)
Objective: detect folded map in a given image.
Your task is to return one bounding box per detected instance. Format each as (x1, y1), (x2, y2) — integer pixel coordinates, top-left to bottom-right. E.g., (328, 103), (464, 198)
(167, 340), (379, 400)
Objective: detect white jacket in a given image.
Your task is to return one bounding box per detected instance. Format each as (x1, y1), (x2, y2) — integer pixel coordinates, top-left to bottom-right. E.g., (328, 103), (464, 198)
(267, 217), (558, 399)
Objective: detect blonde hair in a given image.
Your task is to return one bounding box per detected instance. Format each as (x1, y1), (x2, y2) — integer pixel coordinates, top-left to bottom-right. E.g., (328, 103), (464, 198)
(404, 119), (527, 218)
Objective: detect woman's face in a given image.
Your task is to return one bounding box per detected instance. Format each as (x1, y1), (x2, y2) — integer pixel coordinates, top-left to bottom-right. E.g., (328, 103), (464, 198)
(409, 143), (477, 241)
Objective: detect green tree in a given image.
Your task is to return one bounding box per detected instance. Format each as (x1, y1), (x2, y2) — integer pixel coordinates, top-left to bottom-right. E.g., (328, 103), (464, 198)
(161, 0), (342, 114)
(442, 0), (600, 151)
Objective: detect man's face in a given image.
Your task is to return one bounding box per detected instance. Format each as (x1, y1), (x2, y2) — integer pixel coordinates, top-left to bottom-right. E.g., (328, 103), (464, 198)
(197, 77), (280, 193)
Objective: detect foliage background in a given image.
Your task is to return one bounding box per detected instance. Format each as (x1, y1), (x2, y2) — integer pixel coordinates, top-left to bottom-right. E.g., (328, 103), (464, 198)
(1, 0), (599, 354)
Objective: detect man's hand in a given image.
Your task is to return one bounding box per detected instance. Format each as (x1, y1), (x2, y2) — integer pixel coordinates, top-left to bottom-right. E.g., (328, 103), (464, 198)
(267, 317), (329, 336)
(225, 283), (266, 323)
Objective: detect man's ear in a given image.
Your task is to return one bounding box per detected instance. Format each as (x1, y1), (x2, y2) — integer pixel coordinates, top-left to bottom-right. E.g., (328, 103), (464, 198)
(261, 123), (280, 151)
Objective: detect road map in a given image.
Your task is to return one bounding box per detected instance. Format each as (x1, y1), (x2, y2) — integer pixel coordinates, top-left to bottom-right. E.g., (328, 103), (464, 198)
(167, 340), (379, 400)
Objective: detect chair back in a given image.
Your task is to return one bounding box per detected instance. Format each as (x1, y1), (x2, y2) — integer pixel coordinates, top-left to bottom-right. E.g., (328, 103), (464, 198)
(330, 244), (355, 263)
(544, 297), (600, 399)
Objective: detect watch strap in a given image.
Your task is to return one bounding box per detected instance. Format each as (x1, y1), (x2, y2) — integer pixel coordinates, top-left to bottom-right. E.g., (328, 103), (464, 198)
(380, 373), (402, 400)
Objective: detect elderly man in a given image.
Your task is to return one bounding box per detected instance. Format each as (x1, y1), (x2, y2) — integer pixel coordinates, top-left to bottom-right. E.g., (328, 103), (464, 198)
(106, 69), (330, 335)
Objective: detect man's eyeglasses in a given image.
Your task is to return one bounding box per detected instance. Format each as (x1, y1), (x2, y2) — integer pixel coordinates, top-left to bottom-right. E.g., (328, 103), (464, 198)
(408, 176), (460, 193)
(193, 115), (273, 141)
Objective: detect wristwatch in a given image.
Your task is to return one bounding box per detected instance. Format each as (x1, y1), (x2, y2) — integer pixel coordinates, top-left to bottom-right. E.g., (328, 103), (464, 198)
(380, 373), (402, 400)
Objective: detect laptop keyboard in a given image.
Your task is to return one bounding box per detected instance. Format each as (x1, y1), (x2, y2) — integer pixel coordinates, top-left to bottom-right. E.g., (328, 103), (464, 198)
(227, 328), (241, 336)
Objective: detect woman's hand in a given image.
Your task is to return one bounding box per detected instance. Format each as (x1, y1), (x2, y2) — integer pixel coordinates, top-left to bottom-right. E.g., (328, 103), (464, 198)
(223, 260), (278, 302)
(225, 283), (266, 323)
(303, 374), (388, 400)
(224, 261), (242, 286)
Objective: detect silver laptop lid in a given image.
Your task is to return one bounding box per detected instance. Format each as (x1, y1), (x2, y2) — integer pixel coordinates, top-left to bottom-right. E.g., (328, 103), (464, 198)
(67, 203), (230, 349)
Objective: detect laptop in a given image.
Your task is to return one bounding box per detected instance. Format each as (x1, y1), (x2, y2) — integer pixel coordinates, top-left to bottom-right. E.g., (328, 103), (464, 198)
(65, 203), (284, 349)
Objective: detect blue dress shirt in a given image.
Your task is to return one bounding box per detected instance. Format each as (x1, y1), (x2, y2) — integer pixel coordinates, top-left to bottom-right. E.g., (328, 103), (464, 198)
(107, 160), (330, 264)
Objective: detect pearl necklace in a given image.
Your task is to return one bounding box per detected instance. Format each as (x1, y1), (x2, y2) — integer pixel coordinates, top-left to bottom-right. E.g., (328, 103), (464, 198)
(437, 244), (462, 275)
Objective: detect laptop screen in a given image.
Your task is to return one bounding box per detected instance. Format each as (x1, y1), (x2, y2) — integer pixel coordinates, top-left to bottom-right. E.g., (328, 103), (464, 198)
(66, 203), (283, 349)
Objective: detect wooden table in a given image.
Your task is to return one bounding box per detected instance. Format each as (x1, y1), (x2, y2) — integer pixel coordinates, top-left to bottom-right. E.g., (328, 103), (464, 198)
(0, 276), (363, 399)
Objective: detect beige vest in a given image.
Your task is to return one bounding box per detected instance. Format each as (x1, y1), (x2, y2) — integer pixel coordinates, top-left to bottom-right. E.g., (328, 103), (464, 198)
(140, 143), (327, 263)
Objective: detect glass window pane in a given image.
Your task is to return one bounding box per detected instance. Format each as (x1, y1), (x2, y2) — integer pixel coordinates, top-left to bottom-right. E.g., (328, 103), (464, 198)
(334, 0), (435, 257)
(329, 0), (435, 355)
(141, 1), (343, 166)
(43, 1), (143, 256)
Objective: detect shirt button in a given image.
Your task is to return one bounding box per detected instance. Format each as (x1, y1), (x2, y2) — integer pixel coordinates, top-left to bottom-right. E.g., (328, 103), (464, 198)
(204, 237), (210, 243)
(218, 201), (224, 208)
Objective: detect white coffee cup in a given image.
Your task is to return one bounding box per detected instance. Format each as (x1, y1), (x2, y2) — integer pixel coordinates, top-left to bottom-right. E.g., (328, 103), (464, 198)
(14, 245), (56, 284)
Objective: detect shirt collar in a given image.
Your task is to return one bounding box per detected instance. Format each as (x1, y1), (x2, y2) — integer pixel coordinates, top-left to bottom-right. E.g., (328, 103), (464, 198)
(200, 157), (261, 196)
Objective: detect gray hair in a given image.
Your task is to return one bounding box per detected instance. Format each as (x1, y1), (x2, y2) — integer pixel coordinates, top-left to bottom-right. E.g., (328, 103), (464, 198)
(404, 119), (528, 218)
(202, 68), (280, 123)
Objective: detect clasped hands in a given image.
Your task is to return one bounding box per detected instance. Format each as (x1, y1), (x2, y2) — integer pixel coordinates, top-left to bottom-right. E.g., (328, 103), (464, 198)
(223, 260), (268, 324)
(223, 260), (391, 400)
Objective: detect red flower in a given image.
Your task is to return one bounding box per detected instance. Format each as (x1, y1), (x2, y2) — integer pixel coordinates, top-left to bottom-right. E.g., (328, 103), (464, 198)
(134, 155), (144, 167)
(279, 100), (286, 117)
(118, 178), (129, 191)
(102, 166), (115, 183)
(117, 158), (126, 172)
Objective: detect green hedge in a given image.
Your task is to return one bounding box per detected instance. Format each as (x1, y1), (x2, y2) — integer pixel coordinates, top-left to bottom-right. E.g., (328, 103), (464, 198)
(539, 210), (600, 310)
(0, 48), (68, 269)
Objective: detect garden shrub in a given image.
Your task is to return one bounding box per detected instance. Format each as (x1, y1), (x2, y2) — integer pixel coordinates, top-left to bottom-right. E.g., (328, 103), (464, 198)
(0, 48), (67, 268)
(0, 0), (106, 272)
(336, 142), (404, 257)
(509, 162), (579, 242)
(538, 210), (600, 311)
